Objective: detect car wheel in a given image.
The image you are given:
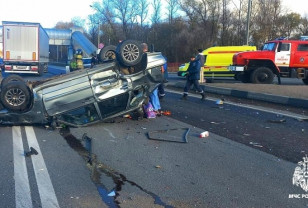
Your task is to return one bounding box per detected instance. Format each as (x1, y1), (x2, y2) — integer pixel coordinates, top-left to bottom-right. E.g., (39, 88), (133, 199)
(303, 78), (308, 85)
(0, 81), (31, 112)
(1, 75), (25, 89)
(116, 40), (143, 66)
(98, 45), (116, 62)
(250, 67), (274, 84)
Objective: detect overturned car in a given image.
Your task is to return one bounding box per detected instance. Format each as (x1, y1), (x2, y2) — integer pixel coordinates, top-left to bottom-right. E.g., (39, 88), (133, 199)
(0, 40), (165, 127)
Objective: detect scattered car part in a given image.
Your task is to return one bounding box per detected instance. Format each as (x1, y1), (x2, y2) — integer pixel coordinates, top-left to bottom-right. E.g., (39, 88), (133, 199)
(147, 128), (190, 143)
(25, 147), (39, 157)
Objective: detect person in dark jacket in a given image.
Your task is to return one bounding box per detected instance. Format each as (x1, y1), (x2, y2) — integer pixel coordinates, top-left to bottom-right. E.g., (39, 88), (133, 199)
(158, 55), (168, 99)
(181, 56), (206, 100)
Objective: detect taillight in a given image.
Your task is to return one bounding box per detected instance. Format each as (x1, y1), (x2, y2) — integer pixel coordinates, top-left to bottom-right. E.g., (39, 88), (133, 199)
(31, 66), (38, 71)
(5, 65), (12, 70)
(32, 52), (36, 60)
(6, 51), (10, 59)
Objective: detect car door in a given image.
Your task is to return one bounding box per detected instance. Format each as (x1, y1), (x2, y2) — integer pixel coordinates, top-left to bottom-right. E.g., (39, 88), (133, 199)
(275, 42), (291, 67)
(87, 62), (131, 119)
(42, 70), (95, 116)
(292, 43), (308, 68)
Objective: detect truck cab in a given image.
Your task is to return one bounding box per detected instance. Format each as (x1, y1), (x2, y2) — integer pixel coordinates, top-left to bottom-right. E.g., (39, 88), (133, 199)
(229, 39), (308, 84)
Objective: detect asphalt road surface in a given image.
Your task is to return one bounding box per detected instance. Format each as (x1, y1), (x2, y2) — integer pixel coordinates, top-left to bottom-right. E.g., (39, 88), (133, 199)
(0, 68), (307, 207)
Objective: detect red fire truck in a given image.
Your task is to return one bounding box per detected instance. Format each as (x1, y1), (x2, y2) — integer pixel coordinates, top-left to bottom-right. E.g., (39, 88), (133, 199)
(228, 39), (308, 85)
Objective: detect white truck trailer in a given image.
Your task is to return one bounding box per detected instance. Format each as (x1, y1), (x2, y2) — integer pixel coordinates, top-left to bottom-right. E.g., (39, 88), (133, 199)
(2, 21), (49, 76)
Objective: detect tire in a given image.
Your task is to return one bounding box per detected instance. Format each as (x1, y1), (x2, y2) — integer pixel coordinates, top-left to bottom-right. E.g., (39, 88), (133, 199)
(44, 64), (48, 73)
(303, 78), (308, 85)
(234, 73), (240, 81)
(239, 73), (251, 83)
(116, 40), (143, 66)
(0, 81), (31, 112)
(250, 67), (274, 84)
(1, 75), (25, 89)
(98, 45), (116, 62)
(38, 65), (44, 76)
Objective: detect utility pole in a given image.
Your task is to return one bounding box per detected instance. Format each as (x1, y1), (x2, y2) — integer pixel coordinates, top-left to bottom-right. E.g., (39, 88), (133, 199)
(246, 0), (252, 45)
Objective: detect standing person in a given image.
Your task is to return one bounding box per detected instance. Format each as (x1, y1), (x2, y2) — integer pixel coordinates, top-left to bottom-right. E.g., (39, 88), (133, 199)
(181, 55), (206, 100)
(158, 55), (168, 99)
(196, 48), (205, 83)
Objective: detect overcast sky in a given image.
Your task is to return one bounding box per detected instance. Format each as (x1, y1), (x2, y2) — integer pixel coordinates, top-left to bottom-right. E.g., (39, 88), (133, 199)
(0, 0), (307, 29)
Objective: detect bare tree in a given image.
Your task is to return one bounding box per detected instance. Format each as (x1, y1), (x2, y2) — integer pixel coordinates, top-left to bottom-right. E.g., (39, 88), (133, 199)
(251, 0), (283, 45)
(298, 16), (308, 36)
(136, 0), (149, 27)
(151, 0), (162, 25)
(54, 21), (75, 29)
(90, 0), (118, 44)
(111, 0), (136, 39)
(166, 0), (179, 24)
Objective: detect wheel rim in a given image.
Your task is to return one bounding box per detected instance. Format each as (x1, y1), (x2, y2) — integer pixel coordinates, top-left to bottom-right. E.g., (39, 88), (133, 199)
(122, 44), (140, 63)
(105, 51), (116, 60)
(257, 72), (269, 82)
(5, 88), (26, 106)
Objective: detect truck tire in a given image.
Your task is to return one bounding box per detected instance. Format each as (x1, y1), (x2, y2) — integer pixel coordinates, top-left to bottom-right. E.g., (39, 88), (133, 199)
(250, 67), (274, 84)
(38, 65), (44, 76)
(1, 81), (31, 112)
(303, 78), (308, 85)
(1, 75), (25, 89)
(116, 40), (143, 67)
(98, 45), (116, 62)
(44, 64), (48, 73)
(239, 73), (251, 83)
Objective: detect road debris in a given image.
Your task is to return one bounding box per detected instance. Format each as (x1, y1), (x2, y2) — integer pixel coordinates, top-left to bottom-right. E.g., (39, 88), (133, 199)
(123, 114), (132, 119)
(215, 99), (224, 105)
(268, 119), (286, 123)
(155, 165), (162, 169)
(249, 142), (263, 148)
(147, 128), (190, 143)
(25, 147), (38, 157)
(107, 191), (116, 197)
(199, 131), (209, 138)
(210, 121), (220, 125)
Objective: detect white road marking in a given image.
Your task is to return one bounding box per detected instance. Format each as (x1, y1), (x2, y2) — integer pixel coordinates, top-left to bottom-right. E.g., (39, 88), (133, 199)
(13, 126), (33, 208)
(25, 126), (60, 208)
(167, 89), (308, 120)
